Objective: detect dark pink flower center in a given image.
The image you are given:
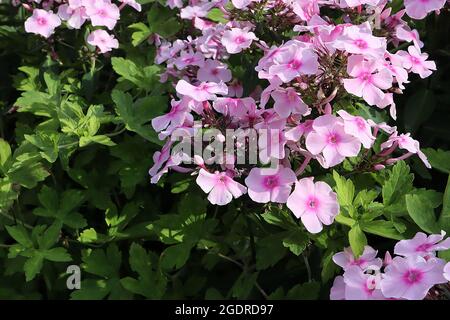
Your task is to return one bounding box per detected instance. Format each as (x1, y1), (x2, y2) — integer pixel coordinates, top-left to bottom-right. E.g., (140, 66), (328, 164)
(351, 258), (366, 266)
(288, 59), (302, 70)
(415, 243), (433, 252)
(358, 71), (373, 82)
(354, 39), (368, 49)
(36, 17), (47, 26)
(234, 36), (247, 44)
(410, 56), (421, 65)
(263, 175), (279, 189)
(211, 68), (219, 75)
(403, 269), (424, 285)
(97, 9), (108, 18)
(355, 117), (366, 130)
(327, 132), (340, 145)
(306, 196), (319, 211)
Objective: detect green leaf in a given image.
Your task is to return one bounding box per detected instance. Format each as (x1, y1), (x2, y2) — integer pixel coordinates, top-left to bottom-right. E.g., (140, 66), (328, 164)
(111, 58), (160, 89)
(0, 138), (11, 173)
(207, 8), (228, 23)
(333, 171), (355, 207)
(348, 224), (367, 257)
(382, 161), (413, 207)
(24, 132), (59, 163)
(360, 220), (404, 240)
(439, 175), (450, 233)
(422, 148), (450, 174)
(282, 231), (308, 256)
(160, 243), (192, 270)
(406, 192), (441, 234)
(37, 221), (62, 250)
(147, 4), (181, 38)
(82, 244), (122, 279)
(129, 23), (151, 46)
(24, 254), (44, 282)
(5, 225), (33, 248)
(286, 282), (320, 300)
(256, 233), (287, 270)
(43, 247), (72, 262)
(112, 90), (166, 145)
(230, 272), (259, 299)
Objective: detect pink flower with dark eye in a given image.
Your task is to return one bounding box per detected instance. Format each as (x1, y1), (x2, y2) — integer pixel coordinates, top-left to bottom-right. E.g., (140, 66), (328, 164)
(24, 9), (61, 38)
(394, 232), (450, 258)
(380, 256), (446, 300)
(245, 166), (297, 203)
(268, 41), (319, 82)
(343, 55), (393, 106)
(176, 80), (228, 102)
(337, 110), (375, 148)
(196, 169), (247, 206)
(398, 46), (436, 79)
(87, 29), (119, 53)
(404, 0), (446, 20)
(84, 0), (120, 30)
(337, 23), (386, 58)
(197, 59), (232, 83)
(222, 28), (257, 54)
(306, 115), (361, 168)
(271, 88), (309, 118)
(333, 246), (383, 271)
(286, 177), (339, 234)
(343, 266), (386, 300)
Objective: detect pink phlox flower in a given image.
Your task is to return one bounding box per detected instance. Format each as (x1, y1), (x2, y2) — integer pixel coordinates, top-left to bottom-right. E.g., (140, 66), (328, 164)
(383, 53), (410, 90)
(339, 0), (383, 8)
(286, 177), (339, 233)
(444, 262), (450, 281)
(87, 29), (119, 53)
(231, 0), (260, 9)
(197, 59), (232, 83)
(343, 266), (386, 300)
(152, 98), (191, 132)
(343, 55), (393, 106)
(180, 2), (214, 19)
(174, 51), (205, 70)
(256, 119), (288, 163)
(222, 27), (257, 54)
(380, 131), (431, 168)
(292, 0), (320, 21)
(24, 9), (61, 38)
(305, 114), (361, 168)
(57, 1), (87, 29)
(213, 97), (254, 118)
(227, 81), (244, 98)
(271, 87), (309, 118)
(380, 255), (447, 300)
(166, 0), (184, 9)
(176, 80), (228, 101)
(330, 276), (346, 300)
(335, 22), (386, 58)
(394, 231), (450, 258)
(268, 41), (319, 82)
(397, 46), (436, 79)
(395, 25), (424, 49)
(119, 0), (142, 11)
(337, 110), (375, 148)
(333, 246), (383, 271)
(196, 169), (247, 206)
(245, 166), (297, 203)
(84, 0), (120, 30)
(404, 0), (446, 20)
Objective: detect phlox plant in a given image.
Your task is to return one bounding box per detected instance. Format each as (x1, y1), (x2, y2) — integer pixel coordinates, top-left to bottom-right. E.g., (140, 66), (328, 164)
(0, 0), (449, 300)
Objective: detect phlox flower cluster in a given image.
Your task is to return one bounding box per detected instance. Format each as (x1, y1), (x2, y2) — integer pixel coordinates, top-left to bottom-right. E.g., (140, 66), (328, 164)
(331, 232), (450, 300)
(149, 0), (445, 234)
(18, 0), (142, 53)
